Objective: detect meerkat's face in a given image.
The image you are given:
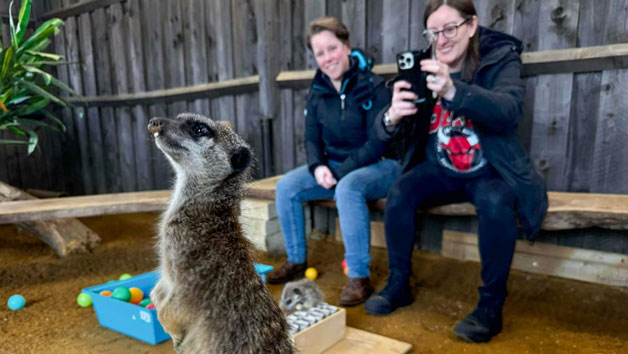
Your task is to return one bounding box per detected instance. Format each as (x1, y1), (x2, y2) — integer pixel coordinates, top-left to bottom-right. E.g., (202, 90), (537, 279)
(148, 113), (251, 181)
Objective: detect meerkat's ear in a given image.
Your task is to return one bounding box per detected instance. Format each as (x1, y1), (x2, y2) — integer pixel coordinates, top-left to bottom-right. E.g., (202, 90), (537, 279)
(230, 146), (251, 172)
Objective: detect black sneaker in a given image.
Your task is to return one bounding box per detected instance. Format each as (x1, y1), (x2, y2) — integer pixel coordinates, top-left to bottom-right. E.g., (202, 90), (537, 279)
(364, 272), (413, 315)
(454, 306), (503, 343)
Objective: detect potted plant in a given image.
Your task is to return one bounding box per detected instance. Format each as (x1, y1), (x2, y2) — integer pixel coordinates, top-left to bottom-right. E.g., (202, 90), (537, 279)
(0, 0), (76, 155)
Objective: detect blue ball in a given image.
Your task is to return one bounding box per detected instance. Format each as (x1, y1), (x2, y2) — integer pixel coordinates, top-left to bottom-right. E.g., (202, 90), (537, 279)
(7, 294), (25, 311)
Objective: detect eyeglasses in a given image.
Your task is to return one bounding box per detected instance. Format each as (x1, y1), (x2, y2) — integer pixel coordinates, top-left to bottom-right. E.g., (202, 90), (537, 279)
(423, 18), (471, 42)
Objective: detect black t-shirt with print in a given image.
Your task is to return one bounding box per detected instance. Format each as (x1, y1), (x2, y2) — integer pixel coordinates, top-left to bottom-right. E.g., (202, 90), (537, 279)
(424, 74), (489, 178)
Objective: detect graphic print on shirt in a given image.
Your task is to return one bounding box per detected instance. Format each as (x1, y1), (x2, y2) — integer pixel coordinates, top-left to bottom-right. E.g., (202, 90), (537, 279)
(429, 99), (487, 173)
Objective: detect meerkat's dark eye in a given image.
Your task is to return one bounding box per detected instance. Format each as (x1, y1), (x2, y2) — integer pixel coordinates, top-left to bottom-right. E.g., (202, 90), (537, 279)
(188, 122), (213, 139)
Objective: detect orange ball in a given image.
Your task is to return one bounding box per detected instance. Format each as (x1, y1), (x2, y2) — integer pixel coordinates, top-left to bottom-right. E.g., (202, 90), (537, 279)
(343, 267), (349, 276)
(129, 287), (144, 304)
(99, 290), (113, 297)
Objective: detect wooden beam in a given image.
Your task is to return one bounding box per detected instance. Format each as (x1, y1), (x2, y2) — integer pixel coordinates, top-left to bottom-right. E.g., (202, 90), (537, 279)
(39, 0), (125, 20)
(63, 43), (628, 107)
(276, 43), (628, 88)
(0, 190), (171, 224)
(67, 76), (260, 107)
(520, 43), (628, 76)
(442, 230), (628, 287)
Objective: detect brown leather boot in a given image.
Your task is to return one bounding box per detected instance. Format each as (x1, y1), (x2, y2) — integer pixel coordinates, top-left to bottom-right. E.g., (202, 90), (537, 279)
(338, 277), (373, 306)
(267, 261), (307, 284)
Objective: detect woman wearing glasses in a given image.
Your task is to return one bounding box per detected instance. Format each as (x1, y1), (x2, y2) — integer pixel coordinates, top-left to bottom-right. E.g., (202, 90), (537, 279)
(365, 0), (547, 343)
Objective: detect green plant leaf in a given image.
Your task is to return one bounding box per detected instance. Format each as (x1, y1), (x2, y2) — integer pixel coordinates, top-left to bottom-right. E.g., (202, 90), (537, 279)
(19, 79), (66, 106)
(16, 0), (31, 43)
(0, 46), (14, 82)
(9, 1), (17, 50)
(25, 128), (38, 155)
(18, 18), (64, 55)
(14, 97), (50, 116)
(25, 50), (63, 61)
(41, 110), (66, 132)
(22, 65), (53, 85)
(0, 138), (29, 144)
(50, 76), (78, 97)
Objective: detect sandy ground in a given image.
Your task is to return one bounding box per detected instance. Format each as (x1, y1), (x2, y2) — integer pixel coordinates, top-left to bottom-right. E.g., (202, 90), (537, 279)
(1, 212), (628, 354)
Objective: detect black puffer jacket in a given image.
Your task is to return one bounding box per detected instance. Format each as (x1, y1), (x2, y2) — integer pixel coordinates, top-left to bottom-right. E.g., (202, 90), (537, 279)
(376, 27), (548, 238)
(305, 54), (392, 180)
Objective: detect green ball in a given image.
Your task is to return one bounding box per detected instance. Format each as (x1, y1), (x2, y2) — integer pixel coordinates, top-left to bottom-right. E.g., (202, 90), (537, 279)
(76, 293), (92, 307)
(139, 298), (152, 307)
(119, 273), (132, 280)
(112, 287), (132, 302)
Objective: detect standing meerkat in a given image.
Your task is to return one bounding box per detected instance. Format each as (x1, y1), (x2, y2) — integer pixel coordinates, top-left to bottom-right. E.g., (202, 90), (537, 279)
(147, 113), (294, 354)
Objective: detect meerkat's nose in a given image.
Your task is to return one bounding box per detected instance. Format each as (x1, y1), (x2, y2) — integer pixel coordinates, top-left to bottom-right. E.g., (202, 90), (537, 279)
(148, 118), (163, 133)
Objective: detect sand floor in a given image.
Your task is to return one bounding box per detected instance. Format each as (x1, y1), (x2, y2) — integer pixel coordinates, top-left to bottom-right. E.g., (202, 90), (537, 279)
(1, 213), (628, 354)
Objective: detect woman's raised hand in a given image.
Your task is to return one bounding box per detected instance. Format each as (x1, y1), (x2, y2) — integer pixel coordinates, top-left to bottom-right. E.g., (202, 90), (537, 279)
(314, 165), (337, 189)
(420, 59), (456, 101)
(386, 80), (420, 125)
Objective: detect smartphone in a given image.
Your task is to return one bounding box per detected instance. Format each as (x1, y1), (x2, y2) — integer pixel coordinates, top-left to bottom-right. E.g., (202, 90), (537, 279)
(396, 48), (431, 104)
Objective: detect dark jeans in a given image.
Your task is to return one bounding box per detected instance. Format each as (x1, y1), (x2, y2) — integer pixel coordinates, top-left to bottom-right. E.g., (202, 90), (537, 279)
(385, 162), (517, 308)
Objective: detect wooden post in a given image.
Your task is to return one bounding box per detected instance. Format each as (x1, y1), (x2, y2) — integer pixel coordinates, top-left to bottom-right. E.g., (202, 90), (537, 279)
(255, 0), (280, 177)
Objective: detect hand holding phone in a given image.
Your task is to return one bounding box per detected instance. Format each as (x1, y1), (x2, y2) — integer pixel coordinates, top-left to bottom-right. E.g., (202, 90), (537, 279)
(396, 48), (431, 105)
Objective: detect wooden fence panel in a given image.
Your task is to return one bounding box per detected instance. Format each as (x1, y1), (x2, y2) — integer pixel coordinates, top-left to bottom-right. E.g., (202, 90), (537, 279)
(207, 0), (236, 127)
(77, 10), (106, 193)
(140, 0), (170, 189)
(124, 0), (153, 191)
(591, 0), (628, 193)
(184, 0), (211, 114)
(91, 6), (122, 193)
(341, 0), (366, 51)
(303, 0), (325, 70)
(382, 0), (410, 64)
(65, 0), (94, 194)
(366, 0), (384, 64)
(163, 1), (187, 117)
(529, 0), (580, 191)
(277, 0), (295, 173)
(108, 3), (137, 192)
(409, 0), (428, 51)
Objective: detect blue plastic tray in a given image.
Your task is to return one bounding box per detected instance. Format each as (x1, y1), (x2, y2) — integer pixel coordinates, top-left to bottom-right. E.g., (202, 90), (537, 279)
(82, 264), (274, 345)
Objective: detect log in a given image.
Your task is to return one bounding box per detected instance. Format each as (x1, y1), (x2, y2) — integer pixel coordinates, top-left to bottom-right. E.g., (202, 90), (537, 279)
(0, 181), (101, 258)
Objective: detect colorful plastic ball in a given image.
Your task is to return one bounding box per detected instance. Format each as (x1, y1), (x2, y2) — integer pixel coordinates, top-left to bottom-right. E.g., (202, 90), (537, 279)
(119, 273), (132, 280)
(76, 293), (92, 307)
(129, 287), (144, 304)
(343, 267), (349, 276)
(99, 290), (113, 297)
(305, 267), (318, 280)
(139, 298), (152, 307)
(146, 303), (155, 309)
(341, 259), (347, 269)
(7, 294), (25, 311)
(112, 287), (132, 302)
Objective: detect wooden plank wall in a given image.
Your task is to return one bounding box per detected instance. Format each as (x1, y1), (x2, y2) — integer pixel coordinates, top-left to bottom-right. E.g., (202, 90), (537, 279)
(0, 0), (626, 203)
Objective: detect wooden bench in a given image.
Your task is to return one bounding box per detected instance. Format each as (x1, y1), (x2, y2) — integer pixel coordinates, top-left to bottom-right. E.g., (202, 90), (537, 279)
(3, 175), (628, 285)
(248, 176), (628, 287)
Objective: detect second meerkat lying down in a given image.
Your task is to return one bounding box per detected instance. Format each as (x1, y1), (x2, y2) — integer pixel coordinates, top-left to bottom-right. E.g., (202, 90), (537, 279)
(148, 113), (294, 354)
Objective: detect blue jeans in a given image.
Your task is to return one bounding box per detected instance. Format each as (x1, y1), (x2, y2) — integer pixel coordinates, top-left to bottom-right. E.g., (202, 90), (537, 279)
(276, 159), (401, 278)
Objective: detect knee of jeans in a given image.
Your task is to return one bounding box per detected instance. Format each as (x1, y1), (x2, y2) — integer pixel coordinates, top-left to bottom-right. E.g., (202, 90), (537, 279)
(386, 182), (410, 210)
(276, 176), (299, 203)
(476, 193), (515, 221)
(334, 179), (365, 205)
